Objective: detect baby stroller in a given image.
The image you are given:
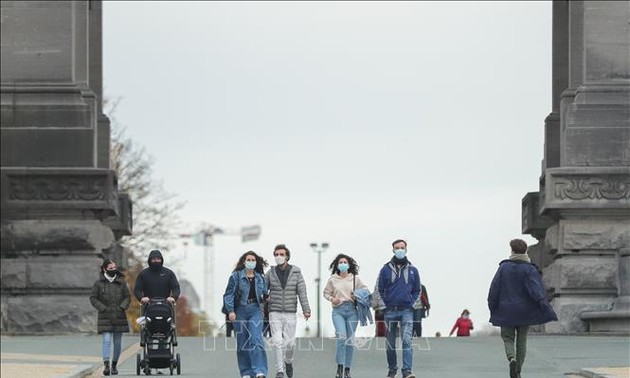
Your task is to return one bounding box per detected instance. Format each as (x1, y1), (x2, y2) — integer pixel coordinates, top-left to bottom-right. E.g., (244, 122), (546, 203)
(136, 298), (181, 375)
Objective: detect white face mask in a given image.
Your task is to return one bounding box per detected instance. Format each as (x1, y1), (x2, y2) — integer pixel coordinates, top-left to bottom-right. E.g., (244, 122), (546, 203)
(394, 249), (407, 259)
(275, 255), (286, 265)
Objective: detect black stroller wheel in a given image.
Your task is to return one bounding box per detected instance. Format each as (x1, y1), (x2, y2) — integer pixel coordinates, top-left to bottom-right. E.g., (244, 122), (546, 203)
(176, 353), (181, 375)
(136, 353), (141, 375)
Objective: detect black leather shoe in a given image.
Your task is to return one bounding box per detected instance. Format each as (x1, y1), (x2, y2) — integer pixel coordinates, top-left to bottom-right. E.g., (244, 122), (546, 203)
(103, 361), (110, 376)
(111, 360), (118, 375)
(335, 364), (343, 378)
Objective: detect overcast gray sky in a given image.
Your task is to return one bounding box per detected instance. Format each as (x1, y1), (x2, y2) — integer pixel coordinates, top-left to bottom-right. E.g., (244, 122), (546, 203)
(103, 1), (552, 338)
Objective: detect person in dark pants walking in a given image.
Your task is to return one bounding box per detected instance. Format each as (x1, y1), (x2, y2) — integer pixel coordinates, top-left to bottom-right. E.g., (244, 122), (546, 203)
(412, 284), (430, 337)
(263, 301), (272, 338)
(90, 259), (130, 376)
(488, 239), (558, 378)
(224, 311), (235, 337)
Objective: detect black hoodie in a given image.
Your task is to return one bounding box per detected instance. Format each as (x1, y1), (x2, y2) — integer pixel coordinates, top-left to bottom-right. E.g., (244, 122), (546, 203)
(134, 250), (181, 301)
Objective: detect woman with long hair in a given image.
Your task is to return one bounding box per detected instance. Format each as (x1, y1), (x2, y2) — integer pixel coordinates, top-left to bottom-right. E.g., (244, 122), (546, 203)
(323, 254), (368, 378)
(89, 259), (130, 376)
(223, 251), (269, 378)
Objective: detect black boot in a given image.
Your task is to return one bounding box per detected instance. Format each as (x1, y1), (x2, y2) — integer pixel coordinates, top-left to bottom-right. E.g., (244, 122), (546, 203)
(111, 360), (118, 375)
(335, 364), (343, 378)
(344, 367), (352, 378)
(103, 360), (110, 376)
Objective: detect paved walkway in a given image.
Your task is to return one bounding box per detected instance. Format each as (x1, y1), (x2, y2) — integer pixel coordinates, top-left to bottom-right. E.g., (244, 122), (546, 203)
(1, 335), (628, 378)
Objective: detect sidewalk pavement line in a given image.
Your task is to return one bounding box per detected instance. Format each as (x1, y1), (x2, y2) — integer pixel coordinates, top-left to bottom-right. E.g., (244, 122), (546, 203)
(575, 367), (630, 378)
(71, 342), (141, 378)
(58, 365), (94, 378)
(576, 366), (630, 378)
(2, 353), (102, 363)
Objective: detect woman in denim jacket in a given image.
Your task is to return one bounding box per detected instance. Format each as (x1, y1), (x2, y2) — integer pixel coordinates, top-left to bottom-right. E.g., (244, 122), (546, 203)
(223, 251), (269, 378)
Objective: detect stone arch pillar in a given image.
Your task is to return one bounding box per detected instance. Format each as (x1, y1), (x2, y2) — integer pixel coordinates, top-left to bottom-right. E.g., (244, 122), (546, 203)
(0, 1), (132, 333)
(523, 0), (630, 333)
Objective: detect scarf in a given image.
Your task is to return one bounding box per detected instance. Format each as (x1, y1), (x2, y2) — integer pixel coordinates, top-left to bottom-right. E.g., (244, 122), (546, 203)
(509, 253), (531, 263)
(104, 271), (117, 283)
(391, 256), (410, 266)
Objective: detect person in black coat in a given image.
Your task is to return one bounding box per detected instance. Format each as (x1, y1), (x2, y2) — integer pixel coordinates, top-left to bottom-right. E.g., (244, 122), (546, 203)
(90, 259), (130, 376)
(134, 250), (181, 305)
(488, 239), (558, 378)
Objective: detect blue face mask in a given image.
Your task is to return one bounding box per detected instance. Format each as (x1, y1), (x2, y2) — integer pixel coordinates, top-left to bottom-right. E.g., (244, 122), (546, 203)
(245, 261), (256, 270)
(394, 249), (407, 259)
(338, 263), (349, 273)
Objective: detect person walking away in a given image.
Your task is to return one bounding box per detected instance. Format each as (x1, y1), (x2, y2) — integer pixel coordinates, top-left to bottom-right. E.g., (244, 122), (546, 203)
(372, 278), (387, 337)
(263, 300), (272, 338)
(376, 239), (421, 378)
(412, 284), (430, 337)
(488, 239), (558, 378)
(90, 259), (130, 376)
(323, 254), (369, 378)
(265, 244), (311, 378)
(222, 308), (235, 337)
(449, 309), (473, 337)
(223, 251), (269, 378)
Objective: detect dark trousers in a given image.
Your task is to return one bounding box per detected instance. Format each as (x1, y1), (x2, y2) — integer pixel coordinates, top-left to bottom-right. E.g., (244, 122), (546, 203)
(412, 308), (425, 337)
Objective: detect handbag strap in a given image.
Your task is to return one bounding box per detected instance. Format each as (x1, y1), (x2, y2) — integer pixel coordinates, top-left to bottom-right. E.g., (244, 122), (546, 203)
(353, 274), (358, 308)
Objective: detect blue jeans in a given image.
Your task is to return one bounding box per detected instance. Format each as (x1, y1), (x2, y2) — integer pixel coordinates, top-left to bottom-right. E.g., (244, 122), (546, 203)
(102, 332), (122, 361)
(385, 308), (414, 374)
(234, 303), (268, 377)
(332, 302), (359, 367)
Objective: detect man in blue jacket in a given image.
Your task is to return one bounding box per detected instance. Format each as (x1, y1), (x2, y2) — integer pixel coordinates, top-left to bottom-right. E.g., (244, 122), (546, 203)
(376, 239), (421, 378)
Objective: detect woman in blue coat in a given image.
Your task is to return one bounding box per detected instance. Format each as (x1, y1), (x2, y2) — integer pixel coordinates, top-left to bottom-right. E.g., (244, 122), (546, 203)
(488, 239), (557, 378)
(223, 251), (269, 378)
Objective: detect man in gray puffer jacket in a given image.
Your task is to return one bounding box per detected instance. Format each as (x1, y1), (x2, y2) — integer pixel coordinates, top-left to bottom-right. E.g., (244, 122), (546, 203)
(265, 244), (311, 378)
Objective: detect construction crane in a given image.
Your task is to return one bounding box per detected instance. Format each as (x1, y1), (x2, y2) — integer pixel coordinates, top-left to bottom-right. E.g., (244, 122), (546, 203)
(179, 224), (261, 329)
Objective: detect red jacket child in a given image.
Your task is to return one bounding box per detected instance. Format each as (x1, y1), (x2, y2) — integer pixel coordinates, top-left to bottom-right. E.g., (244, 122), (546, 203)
(450, 309), (473, 337)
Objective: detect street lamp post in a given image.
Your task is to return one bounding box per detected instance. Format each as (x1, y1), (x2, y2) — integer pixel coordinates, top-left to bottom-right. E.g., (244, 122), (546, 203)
(310, 242), (329, 338)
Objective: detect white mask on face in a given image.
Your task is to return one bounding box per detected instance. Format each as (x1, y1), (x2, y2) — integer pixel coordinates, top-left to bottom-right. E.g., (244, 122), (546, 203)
(275, 255), (286, 265)
(394, 249), (407, 259)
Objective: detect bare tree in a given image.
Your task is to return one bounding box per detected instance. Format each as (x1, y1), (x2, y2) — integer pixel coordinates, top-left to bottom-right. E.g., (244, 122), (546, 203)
(106, 97), (186, 261)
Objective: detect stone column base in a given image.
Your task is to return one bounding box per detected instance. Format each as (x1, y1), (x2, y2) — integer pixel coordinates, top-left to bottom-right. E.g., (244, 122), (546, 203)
(1, 295), (97, 334)
(581, 308), (630, 334)
(1, 219), (115, 333)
